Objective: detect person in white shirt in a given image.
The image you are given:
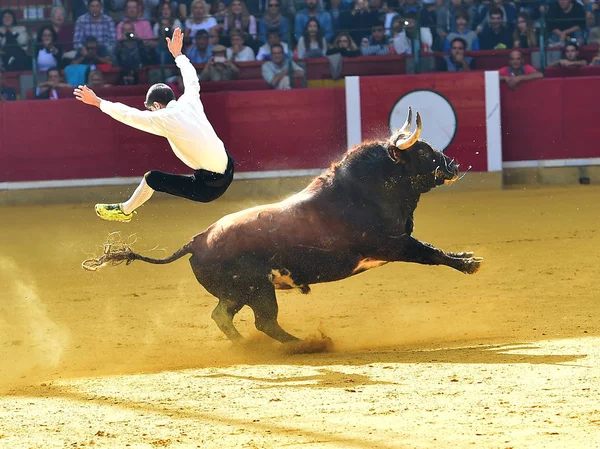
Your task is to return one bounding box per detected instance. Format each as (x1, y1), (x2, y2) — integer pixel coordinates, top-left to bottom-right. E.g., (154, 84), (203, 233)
(73, 28), (235, 223)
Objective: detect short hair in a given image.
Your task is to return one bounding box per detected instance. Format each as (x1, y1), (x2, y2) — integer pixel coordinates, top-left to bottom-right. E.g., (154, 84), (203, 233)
(145, 83), (175, 108)
(85, 35), (98, 44)
(489, 7), (504, 18)
(565, 42), (579, 51)
(195, 29), (209, 39)
(270, 43), (284, 53)
(47, 66), (60, 76)
(88, 0), (103, 6)
(450, 37), (467, 49)
(455, 8), (470, 22)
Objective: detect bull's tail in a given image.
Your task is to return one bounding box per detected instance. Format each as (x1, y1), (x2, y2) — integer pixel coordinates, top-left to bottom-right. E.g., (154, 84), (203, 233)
(82, 232), (193, 271)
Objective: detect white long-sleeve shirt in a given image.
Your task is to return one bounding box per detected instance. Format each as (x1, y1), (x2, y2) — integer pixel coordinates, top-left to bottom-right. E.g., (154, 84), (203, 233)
(99, 54), (228, 174)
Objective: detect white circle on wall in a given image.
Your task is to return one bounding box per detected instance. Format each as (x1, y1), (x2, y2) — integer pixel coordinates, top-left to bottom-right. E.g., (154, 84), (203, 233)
(388, 90), (457, 152)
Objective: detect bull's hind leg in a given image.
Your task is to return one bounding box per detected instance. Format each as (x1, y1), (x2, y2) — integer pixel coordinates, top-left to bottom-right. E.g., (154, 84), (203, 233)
(247, 284), (300, 343)
(211, 299), (245, 342)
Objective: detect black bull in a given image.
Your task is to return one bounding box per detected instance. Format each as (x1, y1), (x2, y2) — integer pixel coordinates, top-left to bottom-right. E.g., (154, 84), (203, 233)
(86, 108), (483, 344)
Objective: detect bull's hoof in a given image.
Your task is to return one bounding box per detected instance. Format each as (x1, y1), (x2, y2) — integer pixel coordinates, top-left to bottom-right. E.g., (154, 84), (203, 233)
(464, 257), (483, 274)
(282, 335), (334, 355)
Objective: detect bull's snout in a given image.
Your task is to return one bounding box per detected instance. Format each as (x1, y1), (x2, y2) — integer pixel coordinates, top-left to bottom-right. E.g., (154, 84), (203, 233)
(436, 157), (459, 184)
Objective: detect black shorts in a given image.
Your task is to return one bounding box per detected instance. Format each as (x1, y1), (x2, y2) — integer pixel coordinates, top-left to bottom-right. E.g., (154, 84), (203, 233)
(144, 153), (235, 203)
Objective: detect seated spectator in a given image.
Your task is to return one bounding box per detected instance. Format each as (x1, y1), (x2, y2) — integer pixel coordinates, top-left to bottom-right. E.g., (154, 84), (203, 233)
(295, 0), (334, 43)
(443, 9), (479, 51)
(297, 18), (327, 58)
(327, 32), (361, 57)
(71, 36), (113, 67)
(35, 26), (64, 71)
(261, 43), (305, 90)
(338, 0), (379, 45)
(513, 12), (538, 49)
(35, 67), (71, 99)
(499, 50), (543, 90)
(393, 11), (434, 54)
(73, 0), (117, 54)
(438, 36), (475, 71)
(259, 0), (290, 43)
(116, 0), (154, 48)
(199, 44), (240, 81)
(436, 0), (472, 44)
(584, 10), (600, 45)
(0, 8), (32, 71)
(153, 1), (183, 39)
(478, 7), (513, 50)
(361, 22), (392, 56)
(223, 0), (258, 41)
(185, 0), (218, 39)
(476, 0), (517, 34)
(186, 29), (213, 63)
(87, 68), (111, 87)
(116, 21), (149, 82)
(0, 67), (17, 101)
(49, 6), (74, 52)
(548, 42), (588, 68)
(546, 0), (585, 45)
(256, 29), (289, 61)
(227, 28), (256, 61)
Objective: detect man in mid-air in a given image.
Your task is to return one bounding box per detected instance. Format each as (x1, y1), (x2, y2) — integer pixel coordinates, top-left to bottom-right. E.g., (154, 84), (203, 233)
(74, 27), (234, 222)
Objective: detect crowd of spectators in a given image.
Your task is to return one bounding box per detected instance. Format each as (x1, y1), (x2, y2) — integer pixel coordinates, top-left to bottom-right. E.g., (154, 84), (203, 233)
(1, 0), (600, 100)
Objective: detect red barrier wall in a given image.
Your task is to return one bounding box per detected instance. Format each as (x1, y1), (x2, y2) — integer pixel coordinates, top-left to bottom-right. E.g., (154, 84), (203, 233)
(0, 88), (346, 183)
(500, 76), (600, 162)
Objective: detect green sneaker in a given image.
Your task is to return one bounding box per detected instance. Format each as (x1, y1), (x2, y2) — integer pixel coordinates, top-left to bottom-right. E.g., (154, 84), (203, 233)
(94, 203), (135, 223)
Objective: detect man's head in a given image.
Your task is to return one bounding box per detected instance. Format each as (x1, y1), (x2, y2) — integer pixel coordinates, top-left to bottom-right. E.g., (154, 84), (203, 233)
(508, 50), (523, 71)
(122, 21), (135, 38)
(270, 43), (285, 65)
(305, 0), (318, 11)
(564, 42), (579, 61)
(85, 36), (99, 54)
(489, 7), (504, 30)
(47, 67), (61, 84)
(124, 0), (139, 20)
(195, 29), (209, 49)
(450, 37), (466, 58)
(402, 12), (417, 34)
(371, 23), (385, 42)
(455, 10), (468, 30)
(51, 6), (65, 26)
(558, 0), (572, 12)
(87, 0), (102, 17)
(267, 29), (281, 46)
(145, 83), (175, 110)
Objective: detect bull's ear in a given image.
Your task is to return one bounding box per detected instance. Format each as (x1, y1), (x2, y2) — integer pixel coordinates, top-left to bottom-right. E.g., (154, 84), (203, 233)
(387, 145), (410, 164)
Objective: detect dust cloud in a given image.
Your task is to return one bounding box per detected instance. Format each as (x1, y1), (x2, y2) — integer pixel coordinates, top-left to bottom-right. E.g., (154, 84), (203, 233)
(0, 256), (70, 389)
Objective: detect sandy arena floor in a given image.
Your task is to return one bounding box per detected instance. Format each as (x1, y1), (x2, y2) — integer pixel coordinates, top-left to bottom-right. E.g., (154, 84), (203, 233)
(0, 184), (599, 448)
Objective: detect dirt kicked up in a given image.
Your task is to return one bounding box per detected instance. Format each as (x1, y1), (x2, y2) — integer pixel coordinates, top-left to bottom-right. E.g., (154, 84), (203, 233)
(0, 184), (599, 448)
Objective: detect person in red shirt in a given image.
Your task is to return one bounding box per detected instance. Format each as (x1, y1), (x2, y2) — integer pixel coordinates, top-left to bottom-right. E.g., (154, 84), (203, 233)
(499, 50), (543, 90)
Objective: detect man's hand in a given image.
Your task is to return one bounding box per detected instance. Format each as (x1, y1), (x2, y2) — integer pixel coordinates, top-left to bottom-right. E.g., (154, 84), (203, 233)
(166, 27), (184, 58)
(74, 85), (101, 107)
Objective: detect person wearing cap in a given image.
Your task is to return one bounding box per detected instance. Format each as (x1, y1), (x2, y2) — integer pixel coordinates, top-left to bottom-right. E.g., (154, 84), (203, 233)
(73, 28), (237, 223)
(199, 44), (240, 81)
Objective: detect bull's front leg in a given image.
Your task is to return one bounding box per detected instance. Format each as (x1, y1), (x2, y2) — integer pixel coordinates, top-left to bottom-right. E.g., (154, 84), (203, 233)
(388, 236), (482, 274)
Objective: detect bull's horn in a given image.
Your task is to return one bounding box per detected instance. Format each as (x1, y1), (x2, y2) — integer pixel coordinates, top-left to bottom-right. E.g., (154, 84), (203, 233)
(395, 112), (422, 150)
(389, 107), (413, 146)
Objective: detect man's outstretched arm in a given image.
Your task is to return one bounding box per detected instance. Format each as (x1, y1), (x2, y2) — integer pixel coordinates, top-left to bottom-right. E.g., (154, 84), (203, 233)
(167, 27), (200, 95)
(74, 85), (166, 137)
